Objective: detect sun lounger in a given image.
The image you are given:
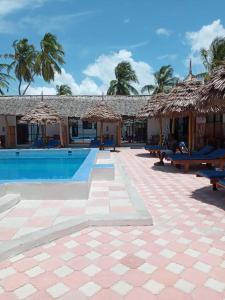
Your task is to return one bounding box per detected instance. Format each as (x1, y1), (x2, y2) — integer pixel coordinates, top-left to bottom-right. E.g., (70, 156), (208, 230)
(166, 145), (214, 161)
(196, 169), (225, 190)
(90, 139), (101, 148)
(145, 145), (167, 156)
(217, 179), (225, 190)
(32, 139), (44, 148)
(103, 140), (116, 151)
(170, 148), (225, 173)
(47, 139), (60, 148)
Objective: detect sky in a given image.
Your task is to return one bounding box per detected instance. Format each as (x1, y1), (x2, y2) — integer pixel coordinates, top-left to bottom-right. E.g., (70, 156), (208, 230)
(1, 0), (225, 95)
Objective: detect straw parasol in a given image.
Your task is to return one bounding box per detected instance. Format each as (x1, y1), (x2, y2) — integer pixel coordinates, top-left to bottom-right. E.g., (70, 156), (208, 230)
(82, 101), (122, 145)
(21, 101), (64, 146)
(137, 93), (168, 145)
(196, 63), (225, 112)
(162, 61), (203, 151)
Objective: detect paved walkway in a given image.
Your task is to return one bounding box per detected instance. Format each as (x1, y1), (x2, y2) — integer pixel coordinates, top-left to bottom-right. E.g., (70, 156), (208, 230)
(0, 148), (224, 299)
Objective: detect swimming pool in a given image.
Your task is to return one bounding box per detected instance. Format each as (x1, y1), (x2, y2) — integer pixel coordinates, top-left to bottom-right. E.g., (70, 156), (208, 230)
(0, 148), (98, 183)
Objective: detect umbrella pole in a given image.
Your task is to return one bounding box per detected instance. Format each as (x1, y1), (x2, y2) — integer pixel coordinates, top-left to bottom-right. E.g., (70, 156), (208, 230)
(59, 122), (64, 147)
(188, 113), (192, 154)
(159, 117), (163, 146)
(100, 121), (103, 149)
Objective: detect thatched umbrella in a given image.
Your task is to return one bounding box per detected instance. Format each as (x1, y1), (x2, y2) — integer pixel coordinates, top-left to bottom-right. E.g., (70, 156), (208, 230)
(162, 62), (203, 151)
(137, 93), (168, 145)
(82, 101), (122, 145)
(20, 102), (64, 146)
(196, 63), (225, 111)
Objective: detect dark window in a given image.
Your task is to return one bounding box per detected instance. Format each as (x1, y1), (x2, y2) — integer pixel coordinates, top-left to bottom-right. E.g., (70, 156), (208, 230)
(83, 121), (92, 129)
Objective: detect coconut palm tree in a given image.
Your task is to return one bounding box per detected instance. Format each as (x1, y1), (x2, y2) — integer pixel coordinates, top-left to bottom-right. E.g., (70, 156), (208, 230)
(6, 39), (36, 95)
(4, 33), (65, 95)
(107, 61), (139, 95)
(141, 65), (178, 95)
(197, 37), (225, 81)
(56, 84), (72, 95)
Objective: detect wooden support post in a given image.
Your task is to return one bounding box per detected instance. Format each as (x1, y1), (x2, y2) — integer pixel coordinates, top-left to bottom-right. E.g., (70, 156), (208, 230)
(117, 120), (122, 146)
(100, 121), (103, 149)
(59, 122), (64, 147)
(159, 117), (163, 146)
(188, 113), (193, 153)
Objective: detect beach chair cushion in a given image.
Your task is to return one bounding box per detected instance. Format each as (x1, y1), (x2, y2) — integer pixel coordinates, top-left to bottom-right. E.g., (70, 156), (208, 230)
(171, 148), (225, 161)
(197, 170), (225, 179)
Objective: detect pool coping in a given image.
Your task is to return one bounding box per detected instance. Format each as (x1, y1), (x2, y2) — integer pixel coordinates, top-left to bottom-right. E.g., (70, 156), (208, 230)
(0, 154), (152, 261)
(0, 148), (99, 184)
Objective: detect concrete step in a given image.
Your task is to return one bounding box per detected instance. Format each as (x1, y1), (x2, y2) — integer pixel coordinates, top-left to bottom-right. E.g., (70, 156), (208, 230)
(0, 194), (21, 214)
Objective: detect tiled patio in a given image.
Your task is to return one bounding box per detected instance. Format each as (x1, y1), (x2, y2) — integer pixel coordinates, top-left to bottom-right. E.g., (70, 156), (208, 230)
(0, 148), (224, 299)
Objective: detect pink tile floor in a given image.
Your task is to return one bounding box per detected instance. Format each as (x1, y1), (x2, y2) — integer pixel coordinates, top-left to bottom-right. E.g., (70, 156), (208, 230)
(0, 157), (135, 241)
(0, 148), (224, 299)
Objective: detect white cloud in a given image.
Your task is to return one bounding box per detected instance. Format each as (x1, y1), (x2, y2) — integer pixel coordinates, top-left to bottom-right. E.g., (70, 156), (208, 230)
(156, 28), (172, 37)
(157, 54), (177, 61)
(84, 49), (154, 92)
(186, 19), (225, 52)
(24, 85), (56, 95)
(0, 0), (46, 17)
(24, 49), (154, 95)
(185, 19), (225, 67)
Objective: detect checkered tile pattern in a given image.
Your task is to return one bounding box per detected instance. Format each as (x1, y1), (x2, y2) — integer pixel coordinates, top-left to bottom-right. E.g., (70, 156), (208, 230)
(0, 148), (224, 299)
(0, 158), (135, 241)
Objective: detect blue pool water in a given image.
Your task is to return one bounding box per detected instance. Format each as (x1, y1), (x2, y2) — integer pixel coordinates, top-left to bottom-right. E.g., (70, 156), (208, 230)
(0, 149), (97, 182)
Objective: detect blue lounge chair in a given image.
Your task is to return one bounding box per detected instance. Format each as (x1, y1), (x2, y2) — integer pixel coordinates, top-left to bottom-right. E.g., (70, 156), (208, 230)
(197, 169), (225, 190)
(103, 140), (116, 151)
(170, 148), (225, 173)
(167, 145), (214, 161)
(47, 139), (60, 148)
(32, 139), (44, 148)
(90, 139), (101, 148)
(217, 179), (225, 190)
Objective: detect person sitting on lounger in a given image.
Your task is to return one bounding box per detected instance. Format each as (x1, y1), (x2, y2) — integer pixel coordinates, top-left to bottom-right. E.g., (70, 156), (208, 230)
(155, 135), (187, 165)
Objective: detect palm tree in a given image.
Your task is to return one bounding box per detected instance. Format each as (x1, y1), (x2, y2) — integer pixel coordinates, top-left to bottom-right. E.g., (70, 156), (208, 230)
(6, 39), (36, 95)
(141, 65), (178, 95)
(0, 63), (14, 147)
(3, 33), (65, 95)
(56, 84), (72, 95)
(197, 37), (225, 81)
(107, 61), (139, 95)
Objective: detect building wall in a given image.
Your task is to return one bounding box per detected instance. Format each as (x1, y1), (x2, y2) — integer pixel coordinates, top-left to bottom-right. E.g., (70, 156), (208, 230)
(147, 118), (170, 142)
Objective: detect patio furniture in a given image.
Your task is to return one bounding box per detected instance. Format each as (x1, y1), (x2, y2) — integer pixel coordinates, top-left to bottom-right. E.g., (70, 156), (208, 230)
(32, 139), (44, 148)
(47, 139), (60, 148)
(196, 169), (225, 191)
(170, 148), (225, 173)
(90, 138), (101, 148)
(167, 145), (215, 161)
(217, 179), (225, 190)
(103, 139), (116, 151)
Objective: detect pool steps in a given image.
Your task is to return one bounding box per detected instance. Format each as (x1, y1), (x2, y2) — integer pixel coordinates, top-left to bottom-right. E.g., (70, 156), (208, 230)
(0, 193), (21, 214)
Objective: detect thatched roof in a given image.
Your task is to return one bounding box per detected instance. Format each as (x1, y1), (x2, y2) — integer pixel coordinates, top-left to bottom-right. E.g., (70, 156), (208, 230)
(162, 76), (203, 117)
(82, 101), (121, 122)
(20, 102), (63, 125)
(137, 93), (168, 119)
(0, 95), (149, 118)
(196, 64), (225, 112)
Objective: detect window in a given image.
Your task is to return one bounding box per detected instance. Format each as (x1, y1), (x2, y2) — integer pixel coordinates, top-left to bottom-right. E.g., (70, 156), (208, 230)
(83, 121), (92, 129)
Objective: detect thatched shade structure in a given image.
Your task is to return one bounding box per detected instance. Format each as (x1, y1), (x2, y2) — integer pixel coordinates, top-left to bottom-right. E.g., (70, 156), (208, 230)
(161, 63), (203, 151)
(137, 93), (169, 145)
(196, 63), (225, 111)
(82, 101), (122, 145)
(21, 102), (64, 146)
(137, 93), (168, 119)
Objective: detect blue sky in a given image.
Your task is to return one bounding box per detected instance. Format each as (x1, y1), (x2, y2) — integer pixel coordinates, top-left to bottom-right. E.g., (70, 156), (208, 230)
(1, 0), (225, 95)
